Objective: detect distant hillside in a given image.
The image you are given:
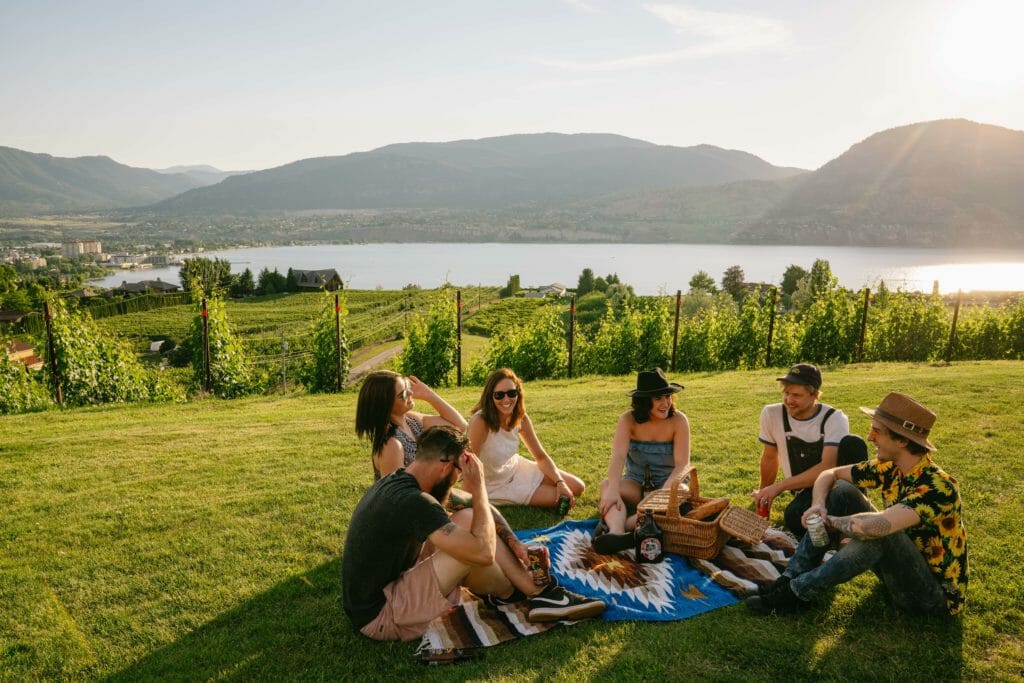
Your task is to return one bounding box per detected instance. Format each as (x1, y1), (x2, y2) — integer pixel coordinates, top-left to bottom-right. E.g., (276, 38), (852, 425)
(733, 119), (1024, 246)
(154, 165), (252, 186)
(0, 147), (205, 214)
(153, 133), (805, 212)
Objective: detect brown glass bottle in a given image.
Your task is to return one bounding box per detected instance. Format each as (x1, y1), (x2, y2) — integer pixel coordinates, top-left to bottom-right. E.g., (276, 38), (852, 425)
(634, 511), (665, 563)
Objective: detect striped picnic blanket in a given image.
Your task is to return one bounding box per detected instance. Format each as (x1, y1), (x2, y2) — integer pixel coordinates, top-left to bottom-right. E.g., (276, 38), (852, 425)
(420, 519), (796, 652)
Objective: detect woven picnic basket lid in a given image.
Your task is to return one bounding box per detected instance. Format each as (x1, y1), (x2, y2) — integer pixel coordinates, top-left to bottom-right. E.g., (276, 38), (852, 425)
(718, 506), (769, 544)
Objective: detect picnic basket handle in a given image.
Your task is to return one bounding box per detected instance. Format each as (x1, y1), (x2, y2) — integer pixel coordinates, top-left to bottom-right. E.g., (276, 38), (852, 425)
(666, 465), (696, 521)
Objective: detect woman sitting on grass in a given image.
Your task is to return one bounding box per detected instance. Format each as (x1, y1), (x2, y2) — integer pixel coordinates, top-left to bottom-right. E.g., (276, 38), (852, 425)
(467, 368), (585, 510)
(355, 370), (467, 480)
(593, 368), (691, 554)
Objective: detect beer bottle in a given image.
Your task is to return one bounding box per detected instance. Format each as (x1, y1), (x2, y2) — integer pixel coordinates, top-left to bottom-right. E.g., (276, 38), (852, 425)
(634, 511), (665, 563)
(641, 464), (653, 498)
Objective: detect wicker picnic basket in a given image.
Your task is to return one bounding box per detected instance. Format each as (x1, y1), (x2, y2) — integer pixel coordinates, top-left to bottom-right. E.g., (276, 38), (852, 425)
(637, 466), (729, 560)
(637, 466), (770, 559)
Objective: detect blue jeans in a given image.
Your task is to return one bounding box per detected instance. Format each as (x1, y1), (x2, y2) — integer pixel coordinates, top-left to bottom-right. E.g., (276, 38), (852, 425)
(784, 435), (869, 537)
(785, 480), (948, 616)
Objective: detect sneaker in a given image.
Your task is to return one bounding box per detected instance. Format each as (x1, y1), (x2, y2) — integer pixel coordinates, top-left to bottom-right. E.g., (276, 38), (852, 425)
(483, 588), (526, 609)
(592, 526), (634, 554)
(745, 583), (809, 615)
(756, 574), (791, 597)
(527, 580), (606, 623)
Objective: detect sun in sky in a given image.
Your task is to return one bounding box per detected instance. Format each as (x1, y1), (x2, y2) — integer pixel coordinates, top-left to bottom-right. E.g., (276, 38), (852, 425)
(930, 0), (1024, 96)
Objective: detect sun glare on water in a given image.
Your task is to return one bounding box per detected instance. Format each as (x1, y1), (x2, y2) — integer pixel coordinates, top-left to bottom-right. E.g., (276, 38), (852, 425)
(907, 262), (1024, 294)
(930, 1), (1024, 95)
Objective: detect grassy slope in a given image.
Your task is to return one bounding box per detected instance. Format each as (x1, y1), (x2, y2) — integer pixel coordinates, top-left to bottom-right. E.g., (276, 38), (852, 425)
(1, 362), (1022, 680)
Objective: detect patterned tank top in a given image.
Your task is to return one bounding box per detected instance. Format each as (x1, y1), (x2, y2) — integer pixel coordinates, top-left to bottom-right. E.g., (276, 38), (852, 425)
(373, 415), (423, 480)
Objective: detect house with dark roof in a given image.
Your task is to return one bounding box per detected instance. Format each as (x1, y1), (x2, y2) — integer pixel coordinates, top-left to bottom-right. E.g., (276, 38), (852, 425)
(5, 339), (43, 371)
(292, 269), (343, 291)
(112, 279), (181, 294)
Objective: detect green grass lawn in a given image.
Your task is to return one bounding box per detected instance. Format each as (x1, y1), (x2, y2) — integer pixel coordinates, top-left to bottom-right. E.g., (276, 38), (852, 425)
(2, 362), (1022, 680)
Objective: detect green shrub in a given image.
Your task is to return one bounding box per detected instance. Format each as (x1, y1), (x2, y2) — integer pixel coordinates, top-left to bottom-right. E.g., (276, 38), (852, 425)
(798, 288), (861, 365)
(0, 341), (52, 414)
(46, 297), (152, 406)
(187, 291), (262, 398)
(400, 294), (457, 386)
(954, 305), (1008, 360)
(298, 292), (351, 393)
(576, 299), (671, 375)
(469, 307), (567, 382)
(864, 292), (947, 362)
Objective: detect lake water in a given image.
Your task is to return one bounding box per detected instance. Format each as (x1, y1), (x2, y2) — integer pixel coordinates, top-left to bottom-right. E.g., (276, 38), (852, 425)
(91, 243), (1024, 295)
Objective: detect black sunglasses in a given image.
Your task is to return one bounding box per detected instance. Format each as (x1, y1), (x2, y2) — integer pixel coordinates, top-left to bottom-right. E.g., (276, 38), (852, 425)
(441, 453), (465, 471)
(492, 389), (519, 400)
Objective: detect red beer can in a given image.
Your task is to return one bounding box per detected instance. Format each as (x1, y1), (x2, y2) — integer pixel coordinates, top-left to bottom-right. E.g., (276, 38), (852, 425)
(757, 498), (771, 519)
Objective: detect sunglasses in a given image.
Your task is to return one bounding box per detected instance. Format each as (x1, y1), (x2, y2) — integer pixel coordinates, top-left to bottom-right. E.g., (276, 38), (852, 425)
(492, 389), (519, 400)
(441, 452), (466, 471)
(396, 386), (412, 400)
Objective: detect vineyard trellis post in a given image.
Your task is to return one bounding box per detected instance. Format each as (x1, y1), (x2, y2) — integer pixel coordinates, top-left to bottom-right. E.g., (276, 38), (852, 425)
(456, 290), (462, 387)
(280, 335), (288, 392)
(671, 289), (681, 371)
(945, 289), (963, 363)
(334, 293), (343, 391)
(765, 287), (778, 367)
(43, 300), (63, 405)
(857, 288), (870, 362)
(201, 298), (211, 393)
(567, 295), (576, 379)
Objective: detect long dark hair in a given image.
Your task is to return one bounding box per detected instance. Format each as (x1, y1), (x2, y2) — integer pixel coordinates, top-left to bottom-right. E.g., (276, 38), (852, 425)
(631, 393), (676, 424)
(355, 370), (401, 455)
(473, 368), (525, 432)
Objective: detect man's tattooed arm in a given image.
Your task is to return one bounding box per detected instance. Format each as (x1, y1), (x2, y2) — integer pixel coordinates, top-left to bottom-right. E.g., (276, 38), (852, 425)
(827, 513), (893, 540)
(491, 506), (518, 548)
(447, 490), (472, 512)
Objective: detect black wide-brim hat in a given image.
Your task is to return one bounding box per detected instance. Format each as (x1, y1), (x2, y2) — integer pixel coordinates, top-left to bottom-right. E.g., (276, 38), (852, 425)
(628, 368), (684, 397)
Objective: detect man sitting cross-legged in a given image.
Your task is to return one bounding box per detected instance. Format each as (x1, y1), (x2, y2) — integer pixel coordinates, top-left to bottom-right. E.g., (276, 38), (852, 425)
(343, 425), (605, 641)
(746, 392), (968, 617)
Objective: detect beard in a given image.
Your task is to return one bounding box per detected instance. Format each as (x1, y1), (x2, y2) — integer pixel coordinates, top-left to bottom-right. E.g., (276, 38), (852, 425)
(429, 468), (458, 507)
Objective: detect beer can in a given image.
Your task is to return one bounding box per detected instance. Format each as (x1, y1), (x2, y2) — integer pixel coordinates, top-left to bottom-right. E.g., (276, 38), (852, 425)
(527, 546), (551, 586)
(556, 495), (571, 516)
(756, 497), (771, 519)
(805, 513), (829, 548)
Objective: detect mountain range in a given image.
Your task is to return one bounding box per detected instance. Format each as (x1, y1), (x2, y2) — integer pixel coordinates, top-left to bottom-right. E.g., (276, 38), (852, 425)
(0, 147), (207, 214)
(1, 119), (1022, 247)
(154, 133), (803, 212)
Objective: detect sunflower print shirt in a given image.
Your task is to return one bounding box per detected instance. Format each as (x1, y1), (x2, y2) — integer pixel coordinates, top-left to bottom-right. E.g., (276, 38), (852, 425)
(850, 456), (968, 615)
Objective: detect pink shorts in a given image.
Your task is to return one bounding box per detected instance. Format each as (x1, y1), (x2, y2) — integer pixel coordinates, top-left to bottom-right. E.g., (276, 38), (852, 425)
(359, 551), (460, 641)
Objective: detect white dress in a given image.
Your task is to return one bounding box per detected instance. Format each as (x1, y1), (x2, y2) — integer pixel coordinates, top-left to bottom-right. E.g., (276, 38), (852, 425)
(475, 417), (545, 505)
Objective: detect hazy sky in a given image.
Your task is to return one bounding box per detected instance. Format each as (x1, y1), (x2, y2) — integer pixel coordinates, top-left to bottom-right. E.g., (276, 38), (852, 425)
(2, 0), (1022, 172)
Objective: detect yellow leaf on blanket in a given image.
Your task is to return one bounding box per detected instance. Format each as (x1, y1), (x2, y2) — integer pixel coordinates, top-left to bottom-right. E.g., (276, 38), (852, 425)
(679, 584), (707, 601)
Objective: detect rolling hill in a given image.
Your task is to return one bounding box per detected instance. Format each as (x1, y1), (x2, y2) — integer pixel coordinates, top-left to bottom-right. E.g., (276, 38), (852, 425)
(732, 119), (1024, 246)
(0, 147), (206, 214)
(152, 133), (805, 212)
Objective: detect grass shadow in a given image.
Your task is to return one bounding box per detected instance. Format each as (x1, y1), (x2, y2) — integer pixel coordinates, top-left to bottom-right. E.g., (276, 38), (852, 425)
(105, 559), (429, 681)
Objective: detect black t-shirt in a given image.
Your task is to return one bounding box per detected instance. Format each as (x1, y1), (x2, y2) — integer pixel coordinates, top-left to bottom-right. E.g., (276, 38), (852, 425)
(342, 469), (452, 629)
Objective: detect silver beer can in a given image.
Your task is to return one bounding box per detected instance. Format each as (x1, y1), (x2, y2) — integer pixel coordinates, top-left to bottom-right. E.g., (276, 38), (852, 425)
(806, 513), (830, 548)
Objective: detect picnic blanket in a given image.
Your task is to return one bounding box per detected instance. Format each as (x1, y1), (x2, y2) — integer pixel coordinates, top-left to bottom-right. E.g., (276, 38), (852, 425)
(420, 519), (796, 651)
